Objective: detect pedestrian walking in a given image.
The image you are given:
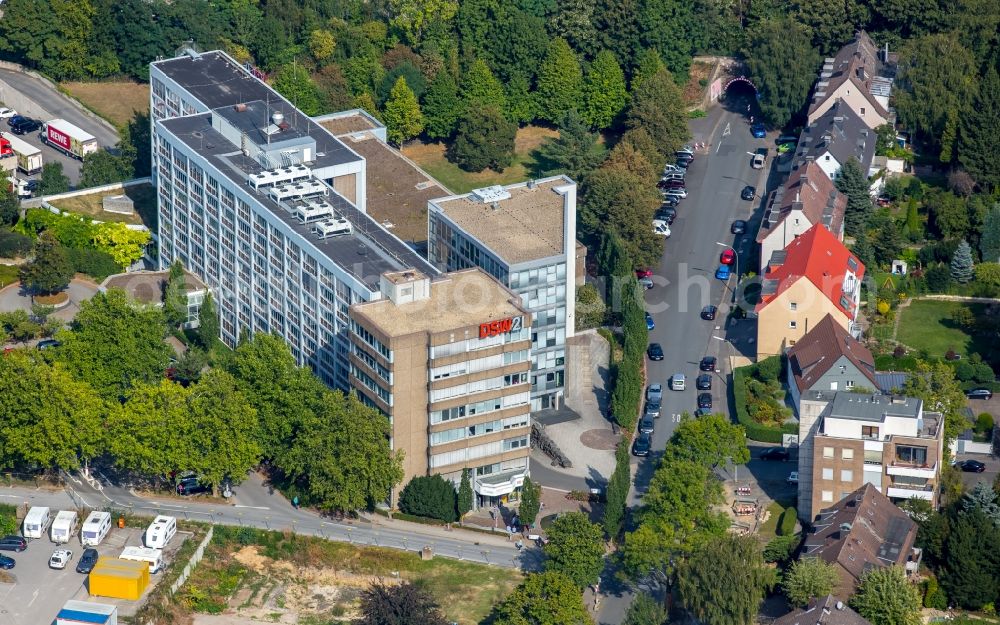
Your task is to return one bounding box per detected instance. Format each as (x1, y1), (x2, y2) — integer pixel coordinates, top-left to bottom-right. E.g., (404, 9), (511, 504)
(292, 496), (299, 509)
(506, 524), (512, 540)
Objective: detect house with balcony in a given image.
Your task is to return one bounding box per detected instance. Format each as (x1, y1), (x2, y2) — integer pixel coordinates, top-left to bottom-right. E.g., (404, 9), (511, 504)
(755, 224), (865, 358)
(799, 392), (944, 521)
(807, 31), (894, 129)
(757, 161), (846, 274)
(801, 483), (920, 597)
(787, 314), (879, 412)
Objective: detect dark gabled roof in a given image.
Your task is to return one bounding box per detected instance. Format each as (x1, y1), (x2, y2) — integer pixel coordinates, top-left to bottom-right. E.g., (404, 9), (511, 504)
(757, 161), (846, 243)
(796, 101), (877, 174)
(801, 484), (917, 584)
(787, 315), (878, 393)
(774, 595), (872, 625)
(809, 31), (891, 120)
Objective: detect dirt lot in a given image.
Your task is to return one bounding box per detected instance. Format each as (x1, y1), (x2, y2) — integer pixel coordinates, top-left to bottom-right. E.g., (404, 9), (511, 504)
(179, 527), (521, 625)
(402, 126), (559, 194)
(61, 81), (150, 128)
(683, 61), (715, 107)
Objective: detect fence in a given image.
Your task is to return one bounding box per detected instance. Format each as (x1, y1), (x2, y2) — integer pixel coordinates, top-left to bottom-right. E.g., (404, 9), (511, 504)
(169, 526), (213, 596)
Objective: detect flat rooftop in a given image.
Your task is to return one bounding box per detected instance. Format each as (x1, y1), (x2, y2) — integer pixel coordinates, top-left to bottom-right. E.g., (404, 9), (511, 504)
(158, 113), (437, 290)
(151, 51), (358, 168)
(318, 112), (379, 136)
(351, 268), (526, 338)
(102, 270), (207, 304)
(335, 131), (449, 244)
(828, 392), (921, 421)
(430, 177), (573, 265)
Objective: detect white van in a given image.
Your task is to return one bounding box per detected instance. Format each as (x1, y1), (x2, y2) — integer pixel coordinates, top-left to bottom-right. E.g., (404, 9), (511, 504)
(50, 510), (79, 544)
(144, 515), (176, 549)
(119, 546), (164, 574)
(81, 511), (113, 547)
(23, 507), (52, 539)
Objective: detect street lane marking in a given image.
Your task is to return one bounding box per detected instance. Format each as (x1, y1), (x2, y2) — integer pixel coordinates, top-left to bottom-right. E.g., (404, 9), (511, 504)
(234, 505), (270, 510)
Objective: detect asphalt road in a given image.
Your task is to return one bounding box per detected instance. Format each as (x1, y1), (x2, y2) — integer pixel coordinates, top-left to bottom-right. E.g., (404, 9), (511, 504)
(0, 68), (120, 186)
(631, 95), (772, 502)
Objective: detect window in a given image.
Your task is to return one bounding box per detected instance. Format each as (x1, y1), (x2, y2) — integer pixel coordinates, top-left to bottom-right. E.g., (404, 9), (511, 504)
(895, 445), (928, 466)
(822, 468), (834, 480)
(862, 426), (880, 440)
(860, 107), (866, 115)
(823, 447), (834, 459)
(842, 448), (854, 460)
(789, 321), (797, 329)
(848, 257), (859, 272)
(845, 380), (855, 388)
(789, 302), (798, 311)
(822, 490), (834, 502)
(841, 469), (853, 482)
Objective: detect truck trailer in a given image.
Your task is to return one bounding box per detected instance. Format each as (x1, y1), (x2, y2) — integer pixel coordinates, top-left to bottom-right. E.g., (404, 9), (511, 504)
(41, 119), (97, 160)
(1, 131), (42, 174)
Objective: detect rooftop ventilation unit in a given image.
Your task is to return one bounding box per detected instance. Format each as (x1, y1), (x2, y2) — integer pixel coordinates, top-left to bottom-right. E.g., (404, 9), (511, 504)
(294, 200), (334, 225)
(313, 218), (353, 239)
(269, 180), (327, 202)
(248, 165), (312, 190)
(470, 185), (511, 204)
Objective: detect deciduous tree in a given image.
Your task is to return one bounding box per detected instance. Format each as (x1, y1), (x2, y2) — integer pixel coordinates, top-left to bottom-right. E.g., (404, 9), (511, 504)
(356, 580), (449, 625)
(666, 413), (750, 467)
(272, 62), (323, 116)
(382, 76), (424, 145)
(582, 165), (661, 267)
(626, 67), (688, 163)
(623, 593), (667, 625)
(38, 163), (70, 196)
(678, 534), (775, 625)
(491, 571), (590, 625)
(782, 558), (840, 607)
(422, 70), (461, 139)
(850, 567), (922, 625)
(519, 476), (541, 527)
(582, 50), (628, 129)
(80, 150), (131, 188)
(388, 0), (458, 45)
(460, 59), (506, 112)
(536, 38), (583, 123)
(19, 232), (73, 295)
(543, 511), (605, 588)
(197, 292), (219, 350)
(745, 17), (820, 128)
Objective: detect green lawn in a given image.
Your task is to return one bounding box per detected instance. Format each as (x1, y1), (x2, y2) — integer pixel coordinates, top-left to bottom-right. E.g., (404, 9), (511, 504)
(0, 264), (18, 288)
(896, 299), (985, 359)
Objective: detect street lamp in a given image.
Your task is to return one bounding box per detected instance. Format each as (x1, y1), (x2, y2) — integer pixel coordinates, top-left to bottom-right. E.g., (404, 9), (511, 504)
(716, 241), (739, 303)
(712, 335), (736, 376)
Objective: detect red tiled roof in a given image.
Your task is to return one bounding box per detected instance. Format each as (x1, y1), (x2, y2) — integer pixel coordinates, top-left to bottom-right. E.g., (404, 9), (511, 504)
(756, 224), (865, 315)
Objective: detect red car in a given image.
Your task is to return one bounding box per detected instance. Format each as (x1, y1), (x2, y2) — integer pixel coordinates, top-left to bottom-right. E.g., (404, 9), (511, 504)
(720, 248), (736, 265)
(635, 268), (653, 279)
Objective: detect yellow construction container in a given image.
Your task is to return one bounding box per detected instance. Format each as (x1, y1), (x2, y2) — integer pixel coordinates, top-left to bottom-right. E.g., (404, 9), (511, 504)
(88, 557), (150, 601)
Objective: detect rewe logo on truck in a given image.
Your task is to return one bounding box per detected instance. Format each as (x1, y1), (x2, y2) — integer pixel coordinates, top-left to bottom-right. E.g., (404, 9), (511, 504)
(47, 126), (70, 151)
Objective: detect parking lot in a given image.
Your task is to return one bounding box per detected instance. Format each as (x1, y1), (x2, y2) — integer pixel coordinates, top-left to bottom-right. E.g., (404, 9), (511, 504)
(0, 521), (187, 625)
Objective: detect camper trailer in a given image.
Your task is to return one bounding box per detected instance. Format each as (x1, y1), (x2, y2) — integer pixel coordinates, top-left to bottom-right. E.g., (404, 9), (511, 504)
(119, 546), (164, 574)
(23, 507), (52, 539)
(143, 515), (176, 549)
(51, 510), (79, 544)
(81, 511), (113, 547)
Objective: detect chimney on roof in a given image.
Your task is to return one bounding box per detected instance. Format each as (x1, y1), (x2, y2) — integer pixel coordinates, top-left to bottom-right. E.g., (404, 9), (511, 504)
(234, 103), (247, 112)
(836, 602), (844, 611)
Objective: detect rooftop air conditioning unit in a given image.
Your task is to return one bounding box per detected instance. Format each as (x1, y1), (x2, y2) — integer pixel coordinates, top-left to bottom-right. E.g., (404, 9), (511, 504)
(313, 218), (352, 239)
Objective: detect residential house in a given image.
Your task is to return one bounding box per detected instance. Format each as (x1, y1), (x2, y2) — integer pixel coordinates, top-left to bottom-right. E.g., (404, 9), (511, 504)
(799, 392), (944, 521)
(757, 161), (846, 273)
(755, 224), (865, 357)
(807, 31), (894, 129)
(774, 595), (872, 625)
(795, 101), (878, 186)
(787, 314), (879, 411)
(801, 483), (921, 597)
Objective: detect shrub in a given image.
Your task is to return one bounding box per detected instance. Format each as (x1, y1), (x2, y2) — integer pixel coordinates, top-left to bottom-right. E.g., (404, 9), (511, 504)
(66, 247), (120, 281)
(576, 283), (606, 330)
(975, 413), (994, 435)
(0, 229), (32, 258)
(0, 513), (16, 537)
(893, 345), (907, 358)
(763, 533), (799, 563)
(755, 355), (782, 381)
(923, 577), (948, 610)
(398, 474), (457, 522)
(777, 506), (798, 536)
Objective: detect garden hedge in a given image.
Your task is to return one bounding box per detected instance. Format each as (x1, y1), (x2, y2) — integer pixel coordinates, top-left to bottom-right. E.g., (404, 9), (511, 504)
(732, 366), (797, 443)
(777, 506), (798, 536)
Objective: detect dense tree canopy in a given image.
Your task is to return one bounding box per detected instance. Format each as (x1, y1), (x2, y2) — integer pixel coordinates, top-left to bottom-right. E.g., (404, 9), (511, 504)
(746, 17), (821, 128)
(678, 534), (775, 625)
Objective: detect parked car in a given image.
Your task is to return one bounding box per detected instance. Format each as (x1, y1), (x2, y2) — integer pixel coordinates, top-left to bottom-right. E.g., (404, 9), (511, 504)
(700, 305), (717, 320)
(0, 108), (18, 119)
(760, 448), (790, 461)
(36, 338), (61, 350)
(696, 374), (712, 390)
(659, 178), (686, 190)
(176, 476), (210, 496)
(751, 152), (765, 169)
(751, 122), (766, 138)
(632, 432), (652, 457)
(645, 312), (655, 330)
(646, 384), (663, 404)
(720, 248), (736, 265)
(49, 549), (73, 570)
(635, 268), (653, 279)
(11, 118), (41, 135)
(786, 471), (799, 484)
(740, 185), (756, 201)
(647, 343), (664, 361)
(675, 158), (692, 169)
(697, 393), (713, 409)
(694, 408), (712, 417)
(670, 373), (686, 391)
(652, 220), (671, 237)
(76, 548), (99, 574)
(0, 554), (14, 569)
(715, 264), (731, 280)
(966, 388), (993, 400)
(639, 413), (655, 434)
(7, 114), (26, 127)
(661, 195), (681, 207)
(663, 164), (683, 174)
(638, 276), (654, 290)
(731, 220), (747, 234)
(656, 205), (676, 224)
(0, 536), (27, 552)
(956, 459), (986, 473)
(700, 356), (717, 371)
(644, 398), (661, 418)
(662, 188), (687, 199)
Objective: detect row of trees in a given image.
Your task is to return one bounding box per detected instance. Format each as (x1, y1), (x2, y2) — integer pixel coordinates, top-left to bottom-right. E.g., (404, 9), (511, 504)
(0, 290), (402, 511)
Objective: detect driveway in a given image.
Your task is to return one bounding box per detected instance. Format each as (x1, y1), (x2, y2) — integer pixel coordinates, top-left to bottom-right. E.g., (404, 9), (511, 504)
(0, 278), (100, 322)
(632, 91), (779, 504)
(0, 67), (120, 185)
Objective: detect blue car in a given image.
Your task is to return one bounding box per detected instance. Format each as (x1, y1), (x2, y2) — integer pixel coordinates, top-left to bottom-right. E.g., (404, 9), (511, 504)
(715, 264), (731, 280)
(751, 122), (766, 138)
(646, 312), (655, 330)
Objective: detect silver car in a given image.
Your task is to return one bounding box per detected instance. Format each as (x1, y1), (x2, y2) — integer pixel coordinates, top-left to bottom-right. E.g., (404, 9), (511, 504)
(646, 384), (663, 404)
